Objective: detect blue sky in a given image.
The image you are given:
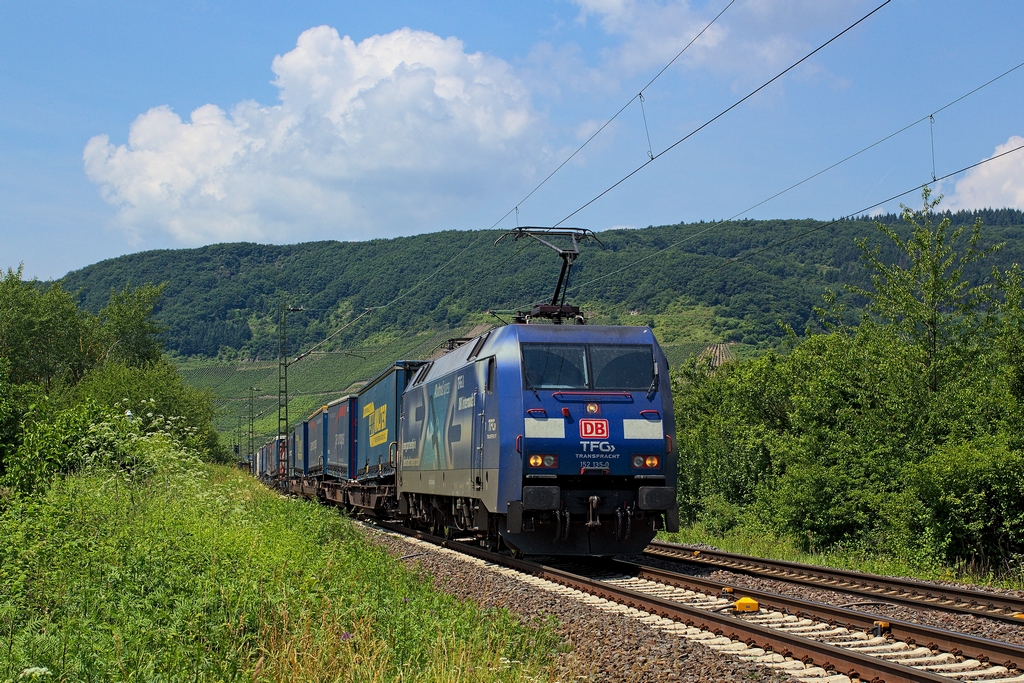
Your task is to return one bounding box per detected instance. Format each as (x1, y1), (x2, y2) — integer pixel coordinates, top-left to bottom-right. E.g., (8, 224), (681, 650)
(2, 0), (1023, 280)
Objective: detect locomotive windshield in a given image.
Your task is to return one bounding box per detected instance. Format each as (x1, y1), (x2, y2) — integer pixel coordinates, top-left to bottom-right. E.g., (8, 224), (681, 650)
(521, 344), (589, 389)
(590, 344), (655, 390)
(521, 343), (654, 390)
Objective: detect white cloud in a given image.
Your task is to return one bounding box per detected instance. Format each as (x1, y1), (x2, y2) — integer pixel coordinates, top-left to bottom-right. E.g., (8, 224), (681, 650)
(84, 26), (541, 245)
(945, 136), (1024, 211)
(572, 0), (868, 82)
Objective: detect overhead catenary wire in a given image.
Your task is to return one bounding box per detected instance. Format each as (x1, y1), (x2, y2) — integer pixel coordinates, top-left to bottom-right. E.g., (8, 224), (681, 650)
(237, 0), (737, 421)
(293, 306), (376, 362)
(485, 0), (736, 231)
(246, 13), (1021, 410)
(563, 58), (1024, 295)
(279, 0), (951, 363)
(553, 0), (894, 228)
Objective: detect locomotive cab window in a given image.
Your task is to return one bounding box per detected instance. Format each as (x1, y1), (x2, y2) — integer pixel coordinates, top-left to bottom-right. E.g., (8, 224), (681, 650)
(521, 344), (588, 389)
(521, 343), (655, 391)
(590, 345), (655, 390)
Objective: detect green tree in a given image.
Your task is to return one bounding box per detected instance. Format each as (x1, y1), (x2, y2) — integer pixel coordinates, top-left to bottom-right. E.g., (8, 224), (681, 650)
(0, 266), (98, 389)
(98, 282), (166, 367)
(849, 189), (1000, 393)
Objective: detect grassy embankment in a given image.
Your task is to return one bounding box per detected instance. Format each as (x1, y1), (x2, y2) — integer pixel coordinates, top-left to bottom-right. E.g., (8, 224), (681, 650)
(0, 437), (561, 681)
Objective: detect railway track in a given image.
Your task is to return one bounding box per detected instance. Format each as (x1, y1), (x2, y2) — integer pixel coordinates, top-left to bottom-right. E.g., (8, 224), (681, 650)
(646, 541), (1024, 625)
(371, 521), (1024, 683)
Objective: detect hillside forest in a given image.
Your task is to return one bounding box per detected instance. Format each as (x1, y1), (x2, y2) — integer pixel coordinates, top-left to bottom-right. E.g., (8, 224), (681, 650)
(59, 208), (1024, 360)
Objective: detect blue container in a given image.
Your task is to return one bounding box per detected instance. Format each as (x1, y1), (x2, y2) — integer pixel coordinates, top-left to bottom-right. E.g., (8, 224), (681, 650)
(326, 395), (357, 479)
(287, 428), (296, 476)
(308, 408), (328, 475)
(294, 421), (309, 476)
(356, 361), (424, 480)
(258, 441), (269, 476)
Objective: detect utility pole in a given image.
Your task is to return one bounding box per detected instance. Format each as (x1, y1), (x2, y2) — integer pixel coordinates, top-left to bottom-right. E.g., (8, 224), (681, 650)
(277, 303), (303, 477)
(248, 386), (262, 466)
(235, 415), (243, 466)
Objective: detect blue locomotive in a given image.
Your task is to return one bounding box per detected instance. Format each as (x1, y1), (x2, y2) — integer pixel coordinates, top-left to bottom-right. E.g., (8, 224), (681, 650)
(396, 322), (677, 555)
(256, 228), (679, 556)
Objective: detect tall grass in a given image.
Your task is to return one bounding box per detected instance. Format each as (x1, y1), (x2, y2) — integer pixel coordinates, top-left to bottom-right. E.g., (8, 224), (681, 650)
(0, 440), (560, 681)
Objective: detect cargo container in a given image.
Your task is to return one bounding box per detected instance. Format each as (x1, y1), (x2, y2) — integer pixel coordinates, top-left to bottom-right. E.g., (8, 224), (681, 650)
(294, 421), (309, 476)
(308, 407), (328, 476)
(356, 361), (425, 481)
(326, 395), (357, 479)
(262, 440), (274, 477)
(257, 442), (267, 477)
(288, 428), (297, 476)
(273, 436), (287, 477)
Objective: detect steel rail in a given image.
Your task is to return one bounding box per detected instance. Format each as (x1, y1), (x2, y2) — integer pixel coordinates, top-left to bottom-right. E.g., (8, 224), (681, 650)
(646, 541), (1024, 624)
(611, 558), (1024, 671)
(369, 521), (965, 683)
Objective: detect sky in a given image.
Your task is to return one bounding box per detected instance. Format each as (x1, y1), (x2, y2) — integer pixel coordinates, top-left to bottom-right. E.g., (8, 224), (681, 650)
(2, 0), (1023, 280)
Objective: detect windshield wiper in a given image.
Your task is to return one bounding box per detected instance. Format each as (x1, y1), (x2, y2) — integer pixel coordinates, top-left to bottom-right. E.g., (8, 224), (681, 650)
(646, 365), (659, 400)
(524, 373), (540, 399)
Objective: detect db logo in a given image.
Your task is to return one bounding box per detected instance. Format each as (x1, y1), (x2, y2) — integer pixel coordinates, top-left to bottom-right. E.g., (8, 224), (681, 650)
(579, 419), (609, 439)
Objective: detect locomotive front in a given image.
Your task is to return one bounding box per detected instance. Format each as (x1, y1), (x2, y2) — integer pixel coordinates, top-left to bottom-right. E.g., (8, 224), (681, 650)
(499, 324), (678, 555)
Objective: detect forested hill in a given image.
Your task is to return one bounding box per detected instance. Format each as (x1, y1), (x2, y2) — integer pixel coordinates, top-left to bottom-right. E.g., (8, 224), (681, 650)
(58, 208), (1024, 358)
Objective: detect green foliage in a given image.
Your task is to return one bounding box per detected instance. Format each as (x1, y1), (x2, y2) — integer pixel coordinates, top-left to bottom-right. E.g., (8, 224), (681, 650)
(849, 189), (1000, 393)
(912, 439), (1024, 570)
(0, 269), (226, 477)
(2, 397), (202, 496)
(97, 282), (166, 367)
(0, 266), (96, 389)
(673, 193), (1024, 570)
(0, 454), (560, 681)
(0, 362), (17, 473)
(72, 360), (223, 460)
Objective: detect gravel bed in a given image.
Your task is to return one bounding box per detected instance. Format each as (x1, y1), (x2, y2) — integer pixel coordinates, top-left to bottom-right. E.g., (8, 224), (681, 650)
(367, 528), (794, 683)
(626, 552), (1024, 647)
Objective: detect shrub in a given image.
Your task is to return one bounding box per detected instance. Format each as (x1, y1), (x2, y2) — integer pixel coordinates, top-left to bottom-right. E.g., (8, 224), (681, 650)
(912, 438), (1024, 569)
(72, 360), (224, 461)
(2, 399), (163, 496)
